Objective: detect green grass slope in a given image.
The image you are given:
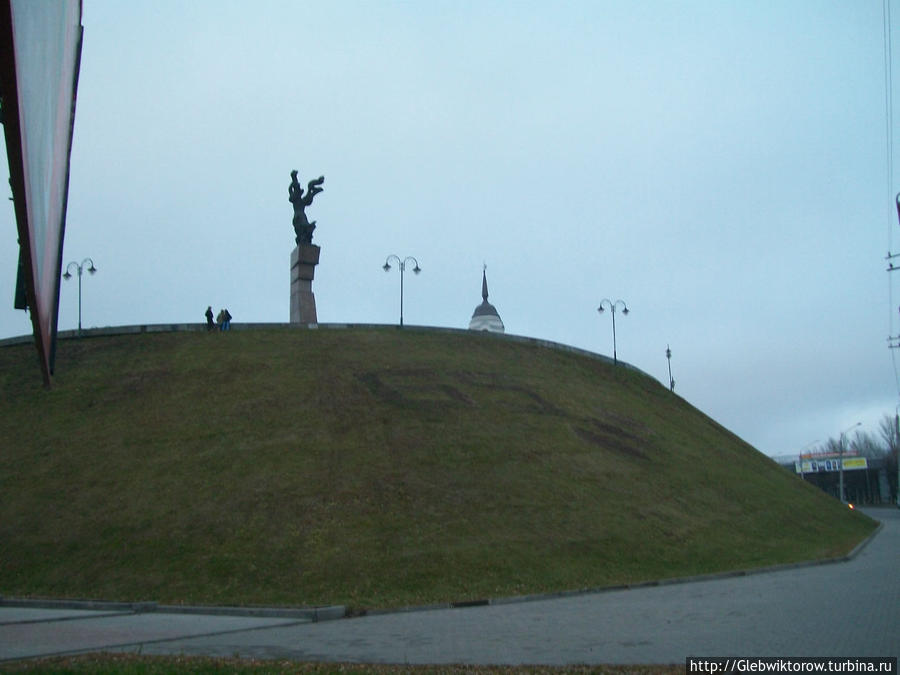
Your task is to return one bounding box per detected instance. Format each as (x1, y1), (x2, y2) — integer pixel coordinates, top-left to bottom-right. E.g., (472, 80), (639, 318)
(0, 328), (875, 610)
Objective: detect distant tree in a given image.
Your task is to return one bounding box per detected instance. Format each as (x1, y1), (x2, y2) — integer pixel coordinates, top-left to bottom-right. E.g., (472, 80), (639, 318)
(877, 414), (899, 504)
(851, 429), (887, 459)
(810, 416), (899, 504)
(878, 414), (900, 456)
(811, 433), (880, 457)
(814, 438), (842, 455)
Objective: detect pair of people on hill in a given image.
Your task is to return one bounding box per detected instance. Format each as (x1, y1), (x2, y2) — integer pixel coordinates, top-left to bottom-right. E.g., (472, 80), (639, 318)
(205, 306), (232, 331)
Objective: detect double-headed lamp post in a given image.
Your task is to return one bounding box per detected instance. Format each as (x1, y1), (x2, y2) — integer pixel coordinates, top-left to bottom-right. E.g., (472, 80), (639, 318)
(597, 299), (629, 364)
(62, 258), (97, 334)
(383, 255), (421, 327)
(838, 422), (861, 503)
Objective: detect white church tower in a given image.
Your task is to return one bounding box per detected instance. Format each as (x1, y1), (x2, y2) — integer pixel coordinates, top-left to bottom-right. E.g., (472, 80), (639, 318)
(468, 266), (505, 333)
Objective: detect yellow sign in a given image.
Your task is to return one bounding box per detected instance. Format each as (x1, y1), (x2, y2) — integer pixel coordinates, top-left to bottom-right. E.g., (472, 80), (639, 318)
(841, 457), (868, 470)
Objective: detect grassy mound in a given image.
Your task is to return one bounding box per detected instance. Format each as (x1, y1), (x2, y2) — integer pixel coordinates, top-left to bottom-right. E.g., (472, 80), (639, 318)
(0, 327), (875, 610)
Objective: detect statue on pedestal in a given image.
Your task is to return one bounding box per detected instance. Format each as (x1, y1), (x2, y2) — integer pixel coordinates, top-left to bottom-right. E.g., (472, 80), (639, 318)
(288, 170), (325, 245)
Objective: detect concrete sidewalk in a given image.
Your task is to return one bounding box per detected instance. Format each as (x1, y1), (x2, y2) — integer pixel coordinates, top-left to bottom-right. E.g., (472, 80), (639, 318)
(0, 609), (309, 662)
(2, 508), (897, 665)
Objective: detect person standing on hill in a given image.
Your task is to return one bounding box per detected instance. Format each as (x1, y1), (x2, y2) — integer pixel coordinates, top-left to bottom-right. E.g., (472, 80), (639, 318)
(205, 306), (215, 331)
(216, 309), (225, 330)
(223, 308), (232, 331)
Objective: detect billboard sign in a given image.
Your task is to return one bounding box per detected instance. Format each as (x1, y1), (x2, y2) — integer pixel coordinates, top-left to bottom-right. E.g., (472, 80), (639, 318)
(795, 457), (868, 474)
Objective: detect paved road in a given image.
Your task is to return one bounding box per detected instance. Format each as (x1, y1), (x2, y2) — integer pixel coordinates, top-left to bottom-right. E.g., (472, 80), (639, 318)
(2, 508), (897, 665)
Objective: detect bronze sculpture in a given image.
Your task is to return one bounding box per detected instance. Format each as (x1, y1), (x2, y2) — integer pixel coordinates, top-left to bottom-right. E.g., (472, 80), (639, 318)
(289, 170), (324, 245)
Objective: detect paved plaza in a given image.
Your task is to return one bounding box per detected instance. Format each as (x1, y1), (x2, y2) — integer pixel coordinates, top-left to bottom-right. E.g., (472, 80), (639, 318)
(1, 508), (897, 665)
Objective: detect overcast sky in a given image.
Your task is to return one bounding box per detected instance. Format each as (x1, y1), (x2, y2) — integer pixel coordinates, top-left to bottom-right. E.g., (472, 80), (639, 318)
(3, 0), (899, 458)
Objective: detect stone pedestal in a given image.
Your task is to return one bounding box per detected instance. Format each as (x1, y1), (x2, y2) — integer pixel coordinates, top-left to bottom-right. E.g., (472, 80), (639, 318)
(290, 244), (320, 324)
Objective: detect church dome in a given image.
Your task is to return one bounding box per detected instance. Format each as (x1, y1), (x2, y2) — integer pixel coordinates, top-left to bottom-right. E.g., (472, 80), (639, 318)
(469, 268), (505, 333)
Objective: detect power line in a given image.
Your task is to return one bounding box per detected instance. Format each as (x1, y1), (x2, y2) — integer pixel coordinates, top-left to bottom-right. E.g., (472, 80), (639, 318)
(885, 0), (900, 394)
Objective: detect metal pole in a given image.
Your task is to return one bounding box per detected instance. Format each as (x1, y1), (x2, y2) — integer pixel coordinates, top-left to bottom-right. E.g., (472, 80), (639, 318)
(399, 262), (405, 327)
(611, 307), (617, 364)
(598, 299), (628, 366)
(63, 258), (96, 334)
(383, 255), (419, 328)
(896, 413), (900, 508)
(839, 433), (845, 503)
(838, 422), (861, 503)
(666, 345), (674, 391)
(77, 267), (83, 333)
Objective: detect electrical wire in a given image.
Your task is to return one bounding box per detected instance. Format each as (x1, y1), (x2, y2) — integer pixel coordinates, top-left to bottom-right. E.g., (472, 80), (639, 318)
(885, 0), (900, 397)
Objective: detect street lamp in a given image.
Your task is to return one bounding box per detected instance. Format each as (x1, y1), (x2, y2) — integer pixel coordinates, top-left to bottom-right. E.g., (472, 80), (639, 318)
(838, 422), (861, 503)
(597, 298), (629, 364)
(383, 254), (421, 327)
(62, 258), (97, 334)
(665, 344), (674, 392)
